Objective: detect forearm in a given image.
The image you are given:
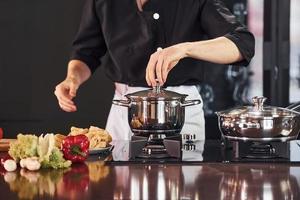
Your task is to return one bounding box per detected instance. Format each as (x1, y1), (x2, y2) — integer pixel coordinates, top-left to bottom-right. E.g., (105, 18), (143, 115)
(67, 60), (92, 84)
(184, 36), (243, 64)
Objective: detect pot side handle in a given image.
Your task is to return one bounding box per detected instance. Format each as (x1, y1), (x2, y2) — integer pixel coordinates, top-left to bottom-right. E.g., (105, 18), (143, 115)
(112, 99), (131, 107)
(286, 102), (300, 112)
(181, 99), (201, 107)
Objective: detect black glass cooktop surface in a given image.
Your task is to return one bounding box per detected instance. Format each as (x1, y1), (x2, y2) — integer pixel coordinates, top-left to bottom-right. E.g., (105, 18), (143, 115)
(96, 139), (300, 164)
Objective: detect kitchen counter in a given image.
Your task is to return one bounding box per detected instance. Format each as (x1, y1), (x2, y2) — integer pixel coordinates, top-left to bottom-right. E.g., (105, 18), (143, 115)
(0, 140), (300, 200)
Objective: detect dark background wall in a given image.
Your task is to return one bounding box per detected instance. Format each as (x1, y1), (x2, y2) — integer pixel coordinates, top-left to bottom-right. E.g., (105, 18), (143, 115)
(0, 0), (114, 137)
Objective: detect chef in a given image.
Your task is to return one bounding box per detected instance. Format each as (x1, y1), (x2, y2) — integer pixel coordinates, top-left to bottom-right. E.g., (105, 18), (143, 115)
(54, 0), (255, 140)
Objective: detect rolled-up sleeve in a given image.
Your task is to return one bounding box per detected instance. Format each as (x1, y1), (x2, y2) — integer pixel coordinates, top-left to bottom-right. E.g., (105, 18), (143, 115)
(199, 0), (255, 66)
(70, 0), (107, 73)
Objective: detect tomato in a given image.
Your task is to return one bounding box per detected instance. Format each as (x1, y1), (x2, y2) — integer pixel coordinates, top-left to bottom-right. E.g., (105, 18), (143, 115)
(0, 128), (3, 140)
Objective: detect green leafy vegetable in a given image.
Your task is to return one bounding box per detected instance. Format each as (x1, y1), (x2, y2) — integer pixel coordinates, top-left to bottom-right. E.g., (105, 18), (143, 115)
(9, 134), (38, 161)
(41, 148), (72, 169)
(9, 133), (71, 170)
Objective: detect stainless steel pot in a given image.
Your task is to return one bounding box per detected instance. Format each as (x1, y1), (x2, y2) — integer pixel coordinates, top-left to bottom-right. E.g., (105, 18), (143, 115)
(216, 96), (300, 142)
(112, 85), (201, 136)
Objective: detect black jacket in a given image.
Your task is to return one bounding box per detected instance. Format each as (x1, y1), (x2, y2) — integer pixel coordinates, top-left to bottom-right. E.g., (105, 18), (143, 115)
(70, 0), (255, 87)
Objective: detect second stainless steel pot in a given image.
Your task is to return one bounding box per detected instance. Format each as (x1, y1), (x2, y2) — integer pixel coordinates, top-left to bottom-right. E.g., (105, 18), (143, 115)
(216, 96), (300, 142)
(112, 85), (201, 136)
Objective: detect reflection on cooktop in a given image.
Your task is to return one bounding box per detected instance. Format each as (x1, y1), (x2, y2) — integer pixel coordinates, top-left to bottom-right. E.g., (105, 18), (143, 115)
(108, 140), (300, 163)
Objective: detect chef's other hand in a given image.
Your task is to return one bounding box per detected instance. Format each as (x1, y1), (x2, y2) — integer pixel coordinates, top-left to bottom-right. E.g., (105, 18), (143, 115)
(54, 60), (92, 112)
(146, 43), (188, 86)
(54, 77), (79, 112)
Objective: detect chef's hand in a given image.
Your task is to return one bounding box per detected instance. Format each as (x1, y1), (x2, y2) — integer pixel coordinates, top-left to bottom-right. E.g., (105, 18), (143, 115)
(146, 43), (188, 86)
(54, 77), (79, 112)
(54, 60), (91, 112)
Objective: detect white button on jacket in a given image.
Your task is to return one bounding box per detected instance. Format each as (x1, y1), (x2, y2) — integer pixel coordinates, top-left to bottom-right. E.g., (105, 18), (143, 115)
(153, 13), (160, 20)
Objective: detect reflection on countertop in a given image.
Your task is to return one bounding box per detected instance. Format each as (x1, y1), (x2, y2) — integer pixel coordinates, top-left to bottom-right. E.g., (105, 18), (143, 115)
(0, 161), (109, 200)
(111, 164), (300, 200)
(1, 160), (300, 200)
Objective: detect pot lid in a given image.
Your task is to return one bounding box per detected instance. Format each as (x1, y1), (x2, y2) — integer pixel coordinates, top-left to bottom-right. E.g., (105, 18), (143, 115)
(217, 96), (300, 118)
(125, 84), (187, 101)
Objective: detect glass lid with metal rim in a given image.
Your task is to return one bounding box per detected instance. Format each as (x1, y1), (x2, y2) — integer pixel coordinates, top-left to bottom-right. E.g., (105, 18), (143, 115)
(217, 96), (300, 118)
(125, 85), (188, 101)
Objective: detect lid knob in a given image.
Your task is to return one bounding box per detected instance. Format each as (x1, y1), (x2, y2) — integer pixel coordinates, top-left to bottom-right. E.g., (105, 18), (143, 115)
(152, 79), (161, 94)
(252, 96), (267, 111)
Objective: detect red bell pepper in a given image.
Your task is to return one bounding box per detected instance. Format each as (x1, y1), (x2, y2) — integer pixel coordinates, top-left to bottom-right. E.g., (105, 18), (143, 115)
(62, 135), (89, 163)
